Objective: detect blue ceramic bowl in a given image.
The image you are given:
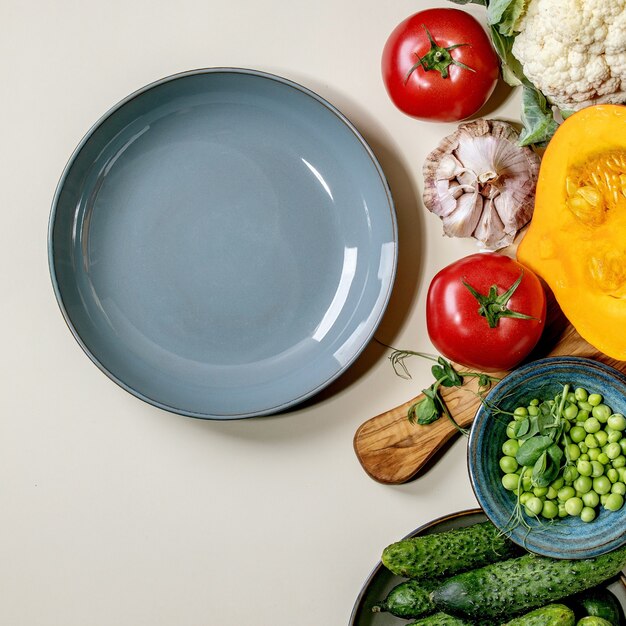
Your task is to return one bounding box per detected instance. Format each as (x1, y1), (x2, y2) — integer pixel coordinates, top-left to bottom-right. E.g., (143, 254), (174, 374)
(469, 356), (626, 559)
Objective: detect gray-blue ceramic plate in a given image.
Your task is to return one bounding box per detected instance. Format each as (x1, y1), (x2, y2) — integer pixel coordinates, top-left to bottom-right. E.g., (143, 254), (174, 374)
(48, 68), (397, 419)
(469, 356), (626, 559)
(348, 509), (626, 625)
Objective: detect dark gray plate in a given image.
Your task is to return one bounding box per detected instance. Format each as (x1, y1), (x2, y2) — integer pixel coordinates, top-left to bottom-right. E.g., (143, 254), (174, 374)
(349, 509), (626, 625)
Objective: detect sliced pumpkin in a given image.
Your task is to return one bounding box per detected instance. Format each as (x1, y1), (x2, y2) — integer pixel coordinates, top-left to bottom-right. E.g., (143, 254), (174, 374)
(517, 104), (626, 361)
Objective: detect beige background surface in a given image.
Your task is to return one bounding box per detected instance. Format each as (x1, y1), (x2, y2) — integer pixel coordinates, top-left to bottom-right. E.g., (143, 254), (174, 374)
(1, 0), (522, 624)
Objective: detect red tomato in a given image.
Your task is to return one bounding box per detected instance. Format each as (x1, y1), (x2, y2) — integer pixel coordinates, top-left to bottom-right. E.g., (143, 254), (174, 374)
(382, 8), (500, 122)
(426, 253), (546, 372)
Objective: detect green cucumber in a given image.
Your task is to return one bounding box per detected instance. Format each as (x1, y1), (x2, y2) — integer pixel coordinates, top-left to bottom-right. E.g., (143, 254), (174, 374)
(502, 604), (575, 626)
(372, 578), (437, 618)
(382, 521), (519, 579)
(577, 618), (615, 626)
(431, 545), (626, 619)
(407, 612), (475, 625)
(570, 588), (625, 624)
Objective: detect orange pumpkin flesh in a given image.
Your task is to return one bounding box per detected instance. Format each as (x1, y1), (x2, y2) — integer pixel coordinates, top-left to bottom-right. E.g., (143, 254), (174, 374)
(517, 104), (626, 361)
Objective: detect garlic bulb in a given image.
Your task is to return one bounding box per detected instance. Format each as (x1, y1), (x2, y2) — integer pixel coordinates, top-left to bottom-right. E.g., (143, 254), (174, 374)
(423, 119), (541, 250)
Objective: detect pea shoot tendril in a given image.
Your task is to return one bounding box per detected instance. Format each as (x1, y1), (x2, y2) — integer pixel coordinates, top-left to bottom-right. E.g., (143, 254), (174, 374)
(377, 341), (500, 435)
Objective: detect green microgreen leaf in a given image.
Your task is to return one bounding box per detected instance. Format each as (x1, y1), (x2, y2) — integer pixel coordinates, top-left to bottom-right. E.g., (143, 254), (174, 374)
(516, 435), (554, 466)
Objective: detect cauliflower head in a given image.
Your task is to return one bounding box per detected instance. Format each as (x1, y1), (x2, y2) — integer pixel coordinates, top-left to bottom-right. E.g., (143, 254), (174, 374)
(512, 0), (626, 111)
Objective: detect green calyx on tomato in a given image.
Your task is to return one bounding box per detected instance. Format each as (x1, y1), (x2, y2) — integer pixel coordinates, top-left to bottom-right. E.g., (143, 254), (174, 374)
(462, 272), (537, 329)
(405, 25), (476, 82)
(426, 253), (546, 372)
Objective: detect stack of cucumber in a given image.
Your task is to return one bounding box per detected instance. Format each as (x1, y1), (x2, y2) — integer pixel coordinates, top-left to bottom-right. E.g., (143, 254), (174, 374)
(373, 521), (626, 625)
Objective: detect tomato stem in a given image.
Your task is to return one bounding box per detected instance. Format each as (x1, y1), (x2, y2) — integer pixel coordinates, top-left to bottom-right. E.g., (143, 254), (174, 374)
(462, 272), (538, 329)
(404, 25), (476, 83)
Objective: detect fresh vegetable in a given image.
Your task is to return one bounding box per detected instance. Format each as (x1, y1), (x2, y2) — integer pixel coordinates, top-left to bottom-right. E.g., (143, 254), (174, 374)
(502, 604), (576, 626)
(381, 520), (519, 579)
(509, 1), (626, 113)
(407, 613), (475, 626)
(381, 8), (499, 122)
(516, 105), (626, 361)
(576, 618), (615, 626)
(426, 253), (546, 372)
(570, 588), (625, 624)
(430, 545), (626, 619)
(422, 119), (541, 249)
(448, 0), (626, 146)
(372, 579), (437, 618)
(499, 385), (625, 527)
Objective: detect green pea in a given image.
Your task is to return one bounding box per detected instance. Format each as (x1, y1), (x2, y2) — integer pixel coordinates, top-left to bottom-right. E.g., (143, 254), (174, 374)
(588, 447), (600, 461)
(606, 442), (622, 460)
(529, 398), (540, 406)
(527, 405), (540, 416)
(546, 486), (558, 500)
(613, 455), (626, 468)
(580, 506), (597, 522)
(519, 491), (533, 505)
(611, 481), (626, 496)
(564, 403), (579, 420)
(595, 430), (609, 447)
(521, 474), (533, 491)
(588, 393), (603, 407)
(500, 456), (519, 473)
(551, 477), (564, 491)
(566, 392), (577, 403)
(506, 421), (519, 439)
(579, 442), (589, 454)
(608, 413), (626, 431)
(579, 453), (590, 461)
(592, 403), (612, 422)
(604, 493), (624, 511)
(564, 496), (584, 516)
(574, 475), (592, 494)
(525, 496), (543, 516)
(601, 494), (609, 506)
(558, 502), (569, 517)
(577, 410), (590, 421)
(558, 486), (576, 501)
(578, 401), (593, 412)
(574, 387), (588, 402)
(542, 500), (559, 519)
(619, 467), (626, 482)
(607, 429), (623, 443)
(576, 460), (592, 477)
(591, 461), (605, 478)
(597, 452), (610, 465)
(502, 439), (520, 457)
(570, 426), (586, 443)
(502, 473), (520, 491)
(582, 490), (600, 507)
(607, 468), (619, 483)
(593, 475), (612, 495)
(621, 439), (626, 454)
(563, 466), (579, 484)
(585, 434), (599, 449)
(584, 417), (601, 433)
(567, 443), (581, 461)
(533, 486), (548, 497)
(514, 406), (528, 419)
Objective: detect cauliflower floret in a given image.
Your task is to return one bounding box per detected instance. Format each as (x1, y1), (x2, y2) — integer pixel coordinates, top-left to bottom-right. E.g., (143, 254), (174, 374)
(512, 0), (626, 110)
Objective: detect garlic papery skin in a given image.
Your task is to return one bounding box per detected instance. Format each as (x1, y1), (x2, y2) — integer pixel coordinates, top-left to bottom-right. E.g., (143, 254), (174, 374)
(423, 119), (541, 250)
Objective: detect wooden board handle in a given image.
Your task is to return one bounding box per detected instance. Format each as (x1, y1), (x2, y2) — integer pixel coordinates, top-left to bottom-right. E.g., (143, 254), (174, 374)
(354, 321), (626, 484)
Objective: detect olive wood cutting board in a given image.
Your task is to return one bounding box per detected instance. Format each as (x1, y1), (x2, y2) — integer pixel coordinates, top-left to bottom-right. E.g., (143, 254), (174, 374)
(354, 294), (626, 484)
